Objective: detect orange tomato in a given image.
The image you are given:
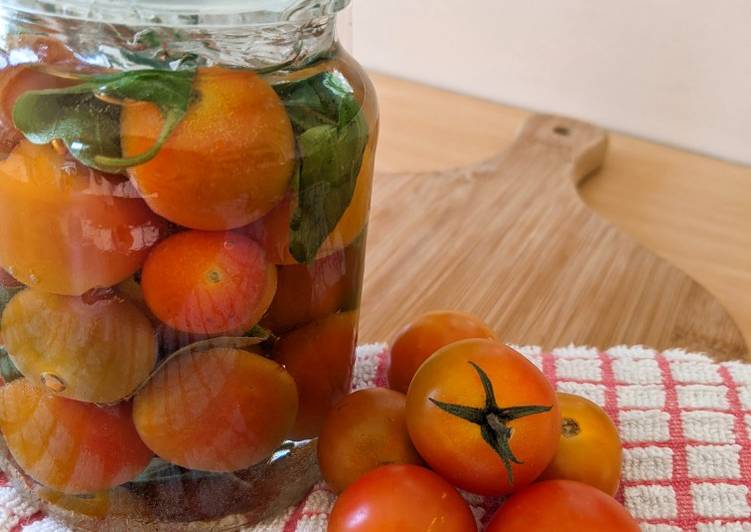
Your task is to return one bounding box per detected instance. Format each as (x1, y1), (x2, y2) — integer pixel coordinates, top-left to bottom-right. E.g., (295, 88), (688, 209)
(388, 310), (497, 393)
(0, 141), (166, 295)
(243, 138), (376, 265)
(538, 392), (622, 495)
(141, 230), (277, 335)
(328, 464), (477, 532)
(318, 388), (422, 493)
(272, 312), (356, 439)
(0, 379), (152, 494)
(122, 67), (295, 230)
(2, 289), (156, 403)
(133, 347), (298, 472)
(406, 339), (560, 496)
(486, 480), (639, 532)
(261, 249), (348, 333)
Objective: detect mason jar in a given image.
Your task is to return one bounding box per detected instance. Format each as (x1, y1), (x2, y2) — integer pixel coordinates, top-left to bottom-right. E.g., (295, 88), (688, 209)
(0, 0), (377, 528)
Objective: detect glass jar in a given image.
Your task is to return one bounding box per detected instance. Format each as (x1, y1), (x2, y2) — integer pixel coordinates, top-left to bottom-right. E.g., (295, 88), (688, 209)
(0, 0), (377, 529)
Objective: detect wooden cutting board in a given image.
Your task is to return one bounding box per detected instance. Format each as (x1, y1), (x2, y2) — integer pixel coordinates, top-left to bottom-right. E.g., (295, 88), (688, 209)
(360, 114), (748, 361)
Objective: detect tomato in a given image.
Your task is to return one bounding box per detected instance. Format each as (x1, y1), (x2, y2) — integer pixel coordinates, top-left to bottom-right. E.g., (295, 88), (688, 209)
(141, 231), (277, 335)
(538, 392), (622, 495)
(0, 37), (79, 155)
(486, 480), (639, 532)
(317, 388), (422, 493)
(243, 138), (376, 265)
(2, 289), (157, 403)
(0, 379), (152, 494)
(123, 67), (295, 230)
(388, 310), (497, 393)
(406, 339), (560, 496)
(272, 312), (356, 439)
(328, 464), (477, 532)
(261, 249), (348, 333)
(0, 141), (166, 295)
(133, 347), (297, 472)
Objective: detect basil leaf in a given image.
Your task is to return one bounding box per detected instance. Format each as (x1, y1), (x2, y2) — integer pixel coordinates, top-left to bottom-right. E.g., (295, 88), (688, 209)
(129, 458), (219, 484)
(0, 347), (22, 384)
(275, 72), (369, 263)
(13, 89), (122, 171)
(0, 284), (22, 311)
(244, 324), (275, 342)
(12, 67), (196, 173)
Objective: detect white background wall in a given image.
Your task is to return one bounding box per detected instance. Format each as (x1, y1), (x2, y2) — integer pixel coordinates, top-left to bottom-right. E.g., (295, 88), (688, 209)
(351, 0), (751, 165)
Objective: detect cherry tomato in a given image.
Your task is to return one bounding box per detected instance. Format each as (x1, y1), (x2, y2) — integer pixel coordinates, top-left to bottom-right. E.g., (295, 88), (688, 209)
(318, 388), (422, 493)
(0, 379), (152, 494)
(2, 289), (157, 403)
(272, 312), (356, 439)
(133, 347), (298, 472)
(123, 67), (295, 230)
(141, 230), (276, 335)
(328, 464), (477, 532)
(538, 392), (622, 495)
(261, 249), (348, 333)
(406, 339), (560, 496)
(486, 480), (639, 532)
(389, 310), (496, 393)
(0, 142), (166, 295)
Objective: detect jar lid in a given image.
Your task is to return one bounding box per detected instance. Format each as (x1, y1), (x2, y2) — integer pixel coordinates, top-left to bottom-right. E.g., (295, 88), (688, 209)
(1, 0), (350, 26)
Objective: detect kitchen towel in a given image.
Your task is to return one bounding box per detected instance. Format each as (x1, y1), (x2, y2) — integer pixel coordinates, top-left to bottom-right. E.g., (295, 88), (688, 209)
(2, 344), (750, 532)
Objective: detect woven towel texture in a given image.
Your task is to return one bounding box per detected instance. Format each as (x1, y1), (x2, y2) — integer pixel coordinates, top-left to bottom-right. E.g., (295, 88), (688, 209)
(2, 344), (750, 532)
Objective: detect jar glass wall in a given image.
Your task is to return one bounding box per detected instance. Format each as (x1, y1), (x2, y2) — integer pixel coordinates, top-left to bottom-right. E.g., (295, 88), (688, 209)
(0, 0), (377, 528)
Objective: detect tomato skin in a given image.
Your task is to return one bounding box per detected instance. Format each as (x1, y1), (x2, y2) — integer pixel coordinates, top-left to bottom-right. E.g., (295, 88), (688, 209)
(123, 67), (295, 231)
(406, 339), (560, 496)
(317, 388), (422, 493)
(538, 392), (622, 495)
(328, 464), (477, 532)
(0, 142), (166, 296)
(262, 250), (348, 334)
(0, 379), (152, 494)
(141, 230), (276, 335)
(272, 312), (357, 440)
(133, 347), (298, 472)
(486, 480), (639, 532)
(388, 310), (496, 393)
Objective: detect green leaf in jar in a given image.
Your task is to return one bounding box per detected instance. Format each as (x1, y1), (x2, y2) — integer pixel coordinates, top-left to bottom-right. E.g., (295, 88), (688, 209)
(12, 64), (197, 173)
(128, 457), (220, 484)
(0, 347), (23, 384)
(274, 71), (369, 263)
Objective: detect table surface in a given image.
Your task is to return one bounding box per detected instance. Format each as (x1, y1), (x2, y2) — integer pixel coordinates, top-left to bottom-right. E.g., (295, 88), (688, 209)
(359, 72), (751, 349)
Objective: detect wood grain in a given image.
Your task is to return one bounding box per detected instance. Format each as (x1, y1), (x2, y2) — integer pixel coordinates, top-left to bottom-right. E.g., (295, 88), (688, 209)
(360, 112), (747, 360)
(362, 73), (751, 357)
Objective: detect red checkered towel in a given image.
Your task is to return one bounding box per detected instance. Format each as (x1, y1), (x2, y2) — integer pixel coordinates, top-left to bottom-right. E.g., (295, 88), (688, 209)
(2, 344), (750, 532)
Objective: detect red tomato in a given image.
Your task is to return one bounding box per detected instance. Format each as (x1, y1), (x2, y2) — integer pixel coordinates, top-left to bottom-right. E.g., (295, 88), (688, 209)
(486, 480), (640, 532)
(406, 339), (560, 496)
(389, 310), (496, 393)
(328, 464), (477, 532)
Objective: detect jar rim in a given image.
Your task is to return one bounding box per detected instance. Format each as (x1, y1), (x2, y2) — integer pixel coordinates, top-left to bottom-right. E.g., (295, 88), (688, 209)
(0, 0), (351, 28)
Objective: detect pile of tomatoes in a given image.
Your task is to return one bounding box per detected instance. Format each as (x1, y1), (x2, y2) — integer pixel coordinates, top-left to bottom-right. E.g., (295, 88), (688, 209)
(0, 36), (370, 506)
(320, 311), (638, 532)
